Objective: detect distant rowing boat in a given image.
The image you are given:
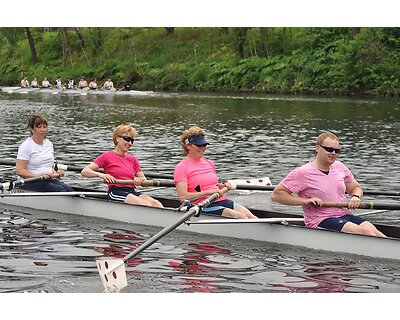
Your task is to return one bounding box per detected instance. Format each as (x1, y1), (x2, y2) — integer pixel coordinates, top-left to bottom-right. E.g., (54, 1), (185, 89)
(0, 187), (400, 261)
(0, 86), (154, 96)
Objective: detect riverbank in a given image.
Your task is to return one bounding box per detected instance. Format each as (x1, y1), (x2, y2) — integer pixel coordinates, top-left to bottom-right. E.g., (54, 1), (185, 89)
(1, 27), (400, 96)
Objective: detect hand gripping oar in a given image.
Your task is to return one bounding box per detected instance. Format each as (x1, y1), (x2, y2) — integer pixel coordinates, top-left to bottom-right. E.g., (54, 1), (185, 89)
(320, 201), (400, 210)
(96, 185), (231, 293)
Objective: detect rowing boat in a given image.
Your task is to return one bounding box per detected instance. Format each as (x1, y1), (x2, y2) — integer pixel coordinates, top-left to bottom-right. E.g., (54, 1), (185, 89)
(1, 187), (399, 261)
(0, 86), (153, 96)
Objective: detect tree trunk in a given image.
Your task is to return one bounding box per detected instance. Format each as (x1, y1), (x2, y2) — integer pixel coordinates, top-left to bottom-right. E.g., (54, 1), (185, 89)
(60, 28), (71, 67)
(259, 27), (269, 58)
(94, 28), (102, 51)
(352, 27), (361, 37)
(282, 27), (287, 54)
(75, 28), (89, 64)
(25, 27), (39, 63)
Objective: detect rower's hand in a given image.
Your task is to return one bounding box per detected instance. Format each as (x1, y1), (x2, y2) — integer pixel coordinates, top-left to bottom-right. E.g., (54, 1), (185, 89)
(348, 196), (361, 209)
(306, 198), (323, 207)
(218, 182), (232, 191)
(56, 169), (65, 178)
(133, 176), (145, 186)
(101, 174), (115, 184)
(47, 171), (62, 179)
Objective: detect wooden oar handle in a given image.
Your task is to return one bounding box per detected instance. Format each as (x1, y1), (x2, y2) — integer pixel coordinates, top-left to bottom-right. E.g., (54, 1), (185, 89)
(320, 202), (350, 208)
(112, 179), (175, 188)
(321, 202), (371, 209)
(320, 201), (400, 210)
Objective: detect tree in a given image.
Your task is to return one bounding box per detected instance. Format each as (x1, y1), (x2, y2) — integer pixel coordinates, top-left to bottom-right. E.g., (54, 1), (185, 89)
(259, 27), (269, 58)
(75, 28), (89, 64)
(25, 27), (39, 63)
(60, 28), (71, 67)
(231, 27), (249, 59)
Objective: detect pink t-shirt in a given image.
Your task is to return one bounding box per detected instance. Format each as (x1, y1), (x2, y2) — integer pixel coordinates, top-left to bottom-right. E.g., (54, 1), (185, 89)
(94, 151), (142, 190)
(174, 157), (227, 204)
(280, 160), (354, 228)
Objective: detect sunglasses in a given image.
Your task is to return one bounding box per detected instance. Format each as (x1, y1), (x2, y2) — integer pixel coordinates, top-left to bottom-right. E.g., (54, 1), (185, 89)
(319, 145), (340, 153)
(194, 143), (208, 148)
(120, 136), (135, 143)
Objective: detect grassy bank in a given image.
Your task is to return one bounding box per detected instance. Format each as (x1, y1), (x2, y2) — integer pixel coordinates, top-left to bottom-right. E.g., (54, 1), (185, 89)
(1, 27), (400, 96)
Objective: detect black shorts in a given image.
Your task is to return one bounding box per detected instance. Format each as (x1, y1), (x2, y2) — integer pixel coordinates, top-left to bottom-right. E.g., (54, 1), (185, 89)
(107, 186), (141, 202)
(202, 199), (237, 216)
(318, 214), (366, 231)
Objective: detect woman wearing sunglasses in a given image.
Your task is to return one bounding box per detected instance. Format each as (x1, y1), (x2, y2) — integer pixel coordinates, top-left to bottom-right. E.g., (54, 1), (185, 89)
(272, 131), (385, 237)
(173, 126), (257, 219)
(81, 124), (163, 208)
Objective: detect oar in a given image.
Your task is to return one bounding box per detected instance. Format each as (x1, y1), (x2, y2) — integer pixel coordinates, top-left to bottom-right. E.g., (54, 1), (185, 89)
(321, 201), (400, 210)
(185, 217), (304, 225)
(112, 179), (273, 191)
(112, 179), (175, 188)
(0, 159), (175, 180)
(0, 191), (106, 198)
(0, 174), (56, 191)
(96, 185), (231, 293)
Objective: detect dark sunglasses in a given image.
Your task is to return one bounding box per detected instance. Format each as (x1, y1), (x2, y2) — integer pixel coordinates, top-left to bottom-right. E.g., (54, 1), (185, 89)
(120, 136), (134, 143)
(319, 145), (340, 153)
(194, 143), (208, 147)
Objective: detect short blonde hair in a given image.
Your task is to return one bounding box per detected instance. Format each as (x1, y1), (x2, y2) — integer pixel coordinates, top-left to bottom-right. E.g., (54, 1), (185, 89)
(180, 126), (206, 154)
(112, 124), (137, 145)
(316, 131), (339, 145)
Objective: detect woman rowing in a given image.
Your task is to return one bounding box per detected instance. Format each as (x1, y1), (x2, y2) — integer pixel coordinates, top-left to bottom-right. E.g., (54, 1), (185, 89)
(88, 79), (98, 90)
(81, 124), (163, 208)
(16, 114), (72, 192)
(173, 126), (257, 219)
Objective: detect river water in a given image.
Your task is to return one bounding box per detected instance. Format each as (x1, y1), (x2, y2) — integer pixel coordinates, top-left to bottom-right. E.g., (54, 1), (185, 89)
(0, 90), (399, 315)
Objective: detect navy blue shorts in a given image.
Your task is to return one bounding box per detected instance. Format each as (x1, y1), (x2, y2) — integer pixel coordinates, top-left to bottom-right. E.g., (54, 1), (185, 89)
(202, 199), (237, 216)
(108, 186), (141, 202)
(21, 180), (73, 192)
(318, 214), (366, 231)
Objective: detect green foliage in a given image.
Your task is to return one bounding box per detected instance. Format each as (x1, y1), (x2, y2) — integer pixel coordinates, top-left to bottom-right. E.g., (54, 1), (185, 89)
(0, 27), (400, 95)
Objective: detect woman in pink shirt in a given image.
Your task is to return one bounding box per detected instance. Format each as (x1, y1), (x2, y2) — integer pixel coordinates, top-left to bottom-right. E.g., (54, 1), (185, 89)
(272, 131), (385, 237)
(174, 126), (257, 219)
(81, 124), (163, 208)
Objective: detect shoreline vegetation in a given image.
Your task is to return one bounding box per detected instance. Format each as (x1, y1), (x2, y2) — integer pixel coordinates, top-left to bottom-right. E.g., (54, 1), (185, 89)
(1, 27), (400, 97)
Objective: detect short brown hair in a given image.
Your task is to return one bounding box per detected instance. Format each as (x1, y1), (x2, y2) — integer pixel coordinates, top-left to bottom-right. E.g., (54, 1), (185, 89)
(112, 124), (137, 145)
(27, 114), (48, 130)
(316, 131), (339, 145)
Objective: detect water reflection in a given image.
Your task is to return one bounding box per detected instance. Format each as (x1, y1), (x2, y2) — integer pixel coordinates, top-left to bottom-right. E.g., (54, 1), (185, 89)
(1, 92), (400, 292)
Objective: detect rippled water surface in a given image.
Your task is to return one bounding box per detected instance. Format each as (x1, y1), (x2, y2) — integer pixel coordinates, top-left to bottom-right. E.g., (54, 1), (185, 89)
(1, 91), (400, 297)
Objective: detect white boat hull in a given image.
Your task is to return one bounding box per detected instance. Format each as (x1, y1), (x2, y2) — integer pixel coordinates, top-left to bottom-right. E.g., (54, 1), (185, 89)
(1, 86), (153, 96)
(0, 192), (399, 261)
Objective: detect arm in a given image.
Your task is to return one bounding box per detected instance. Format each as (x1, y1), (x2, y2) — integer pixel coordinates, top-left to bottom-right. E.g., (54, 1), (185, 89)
(345, 179), (363, 209)
(16, 159), (37, 178)
(81, 162), (115, 183)
(271, 183), (321, 206)
(175, 181), (222, 203)
(134, 171), (146, 186)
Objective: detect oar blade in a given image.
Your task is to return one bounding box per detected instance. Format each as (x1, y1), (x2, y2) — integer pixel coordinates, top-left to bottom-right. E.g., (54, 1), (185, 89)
(96, 258), (127, 293)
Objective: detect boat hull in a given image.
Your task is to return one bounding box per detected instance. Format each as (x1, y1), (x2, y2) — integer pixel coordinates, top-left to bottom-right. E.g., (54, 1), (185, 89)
(1, 191), (399, 261)
(0, 86), (153, 96)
